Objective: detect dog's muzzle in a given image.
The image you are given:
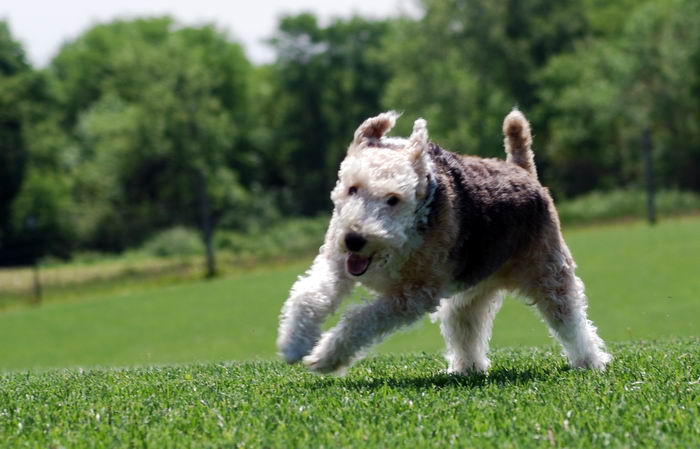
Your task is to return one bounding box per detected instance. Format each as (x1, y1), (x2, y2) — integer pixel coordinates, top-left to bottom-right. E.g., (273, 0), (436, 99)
(344, 232), (373, 276)
(346, 253), (372, 276)
(344, 232), (367, 252)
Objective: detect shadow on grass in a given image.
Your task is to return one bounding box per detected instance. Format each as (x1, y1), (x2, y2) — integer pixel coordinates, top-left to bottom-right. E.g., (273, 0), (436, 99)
(306, 365), (567, 391)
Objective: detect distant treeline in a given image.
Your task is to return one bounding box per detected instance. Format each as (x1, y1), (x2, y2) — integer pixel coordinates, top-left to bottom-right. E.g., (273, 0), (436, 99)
(1, 0), (699, 266)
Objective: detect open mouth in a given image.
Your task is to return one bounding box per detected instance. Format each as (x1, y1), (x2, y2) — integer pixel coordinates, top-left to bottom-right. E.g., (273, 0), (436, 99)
(346, 252), (373, 276)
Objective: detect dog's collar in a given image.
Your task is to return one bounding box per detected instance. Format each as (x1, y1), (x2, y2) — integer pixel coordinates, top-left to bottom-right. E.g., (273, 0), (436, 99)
(415, 173), (438, 232)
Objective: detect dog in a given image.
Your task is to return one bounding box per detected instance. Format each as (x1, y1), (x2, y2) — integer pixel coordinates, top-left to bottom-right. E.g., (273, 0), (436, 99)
(277, 110), (611, 375)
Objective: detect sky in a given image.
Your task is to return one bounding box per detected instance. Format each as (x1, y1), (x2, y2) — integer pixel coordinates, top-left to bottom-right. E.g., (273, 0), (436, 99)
(1, 0), (415, 67)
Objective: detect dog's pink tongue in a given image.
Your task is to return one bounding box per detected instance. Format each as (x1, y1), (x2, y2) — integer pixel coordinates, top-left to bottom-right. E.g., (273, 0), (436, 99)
(347, 253), (371, 276)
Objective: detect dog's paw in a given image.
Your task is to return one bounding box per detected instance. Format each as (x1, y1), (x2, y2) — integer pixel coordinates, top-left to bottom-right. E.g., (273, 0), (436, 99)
(571, 351), (612, 371)
(447, 358), (490, 376)
(302, 351), (347, 375)
(279, 345), (309, 365)
(277, 333), (318, 365)
(302, 334), (349, 374)
(446, 366), (489, 376)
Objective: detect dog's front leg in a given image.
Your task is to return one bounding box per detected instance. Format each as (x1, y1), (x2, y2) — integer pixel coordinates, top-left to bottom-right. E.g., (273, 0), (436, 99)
(303, 290), (439, 374)
(277, 254), (355, 364)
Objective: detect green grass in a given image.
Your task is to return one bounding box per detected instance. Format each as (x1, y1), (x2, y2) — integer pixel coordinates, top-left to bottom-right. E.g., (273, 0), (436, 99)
(0, 263), (309, 370)
(0, 216), (699, 372)
(0, 218), (698, 447)
(1, 339), (698, 448)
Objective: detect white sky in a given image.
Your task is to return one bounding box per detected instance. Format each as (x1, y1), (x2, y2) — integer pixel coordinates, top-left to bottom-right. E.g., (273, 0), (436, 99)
(1, 0), (415, 67)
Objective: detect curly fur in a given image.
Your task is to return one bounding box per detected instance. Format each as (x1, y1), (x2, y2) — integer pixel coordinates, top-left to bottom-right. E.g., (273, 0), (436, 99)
(277, 110), (611, 375)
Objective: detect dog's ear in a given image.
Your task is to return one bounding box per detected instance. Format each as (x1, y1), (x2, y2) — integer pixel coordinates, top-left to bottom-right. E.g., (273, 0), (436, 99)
(407, 118), (430, 196)
(407, 118), (428, 163)
(350, 111), (400, 152)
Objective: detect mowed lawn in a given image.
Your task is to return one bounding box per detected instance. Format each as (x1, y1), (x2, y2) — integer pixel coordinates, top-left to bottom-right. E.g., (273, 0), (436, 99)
(0, 217), (699, 371)
(1, 340), (699, 448)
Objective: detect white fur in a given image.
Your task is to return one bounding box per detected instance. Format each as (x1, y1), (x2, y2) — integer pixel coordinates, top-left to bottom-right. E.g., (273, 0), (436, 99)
(436, 284), (505, 374)
(277, 114), (440, 372)
(276, 250), (355, 364)
(276, 112), (611, 375)
(532, 275), (612, 369)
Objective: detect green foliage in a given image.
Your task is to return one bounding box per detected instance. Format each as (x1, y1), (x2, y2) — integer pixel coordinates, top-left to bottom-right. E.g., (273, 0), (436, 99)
(383, 0), (700, 199)
(215, 215), (328, 260)
(0, 340), (698, 447)
(0, 21), (32, 262)
(2, 18), (254, 263)
(536, 40), (630, 194)
(2, 1), (700, 264)
(0, 21), (28, 76)
(557, 189), (700, 225)
(142, 227), (205, 258)
(383, 0), (589, 156)
(39, 18), (255, 269)
(7, 169), (75, 263)
(263, 14), (391, 214)
(49, 17), (173, 127)
(540, 0), (700, 194)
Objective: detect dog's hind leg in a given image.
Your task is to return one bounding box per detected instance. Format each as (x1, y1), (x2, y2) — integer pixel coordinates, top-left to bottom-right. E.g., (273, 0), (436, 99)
(277, 254), (355, 364)
(303, 289), (440, 374)
(436, 286), (504, 374)
(521, 242), (611, 370)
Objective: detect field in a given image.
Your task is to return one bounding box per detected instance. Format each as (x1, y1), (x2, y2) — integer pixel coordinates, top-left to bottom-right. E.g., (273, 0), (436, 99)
(0, 217), (699, 447)
(0, 216), (698, 371)
(1, 340), (698, 448)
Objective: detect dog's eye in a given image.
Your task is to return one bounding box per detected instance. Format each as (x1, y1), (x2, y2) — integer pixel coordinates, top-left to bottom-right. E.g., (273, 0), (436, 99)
(386, 196), (400, 206)
(348, 186), (358, 196)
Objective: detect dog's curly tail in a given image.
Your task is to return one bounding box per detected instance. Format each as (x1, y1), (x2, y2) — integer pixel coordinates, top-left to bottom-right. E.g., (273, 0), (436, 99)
(503, 109), (537, 179)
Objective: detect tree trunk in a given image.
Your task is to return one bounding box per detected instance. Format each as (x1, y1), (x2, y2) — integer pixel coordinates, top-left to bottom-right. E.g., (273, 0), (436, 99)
(31, 261), (42, 305)
(642, 126), (656, 225)
(197, 171), (217, 278)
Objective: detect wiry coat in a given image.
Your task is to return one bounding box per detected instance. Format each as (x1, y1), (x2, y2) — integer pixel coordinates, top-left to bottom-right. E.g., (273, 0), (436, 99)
(428, 145), (549, 287)
(277, 110), (611, 375)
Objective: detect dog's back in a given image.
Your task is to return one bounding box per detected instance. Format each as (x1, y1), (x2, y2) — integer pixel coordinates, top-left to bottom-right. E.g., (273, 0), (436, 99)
(427, 138), (551, 287)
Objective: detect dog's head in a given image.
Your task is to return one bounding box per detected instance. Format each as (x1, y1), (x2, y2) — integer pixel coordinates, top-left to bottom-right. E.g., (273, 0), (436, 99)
(329, 112), (434, 280)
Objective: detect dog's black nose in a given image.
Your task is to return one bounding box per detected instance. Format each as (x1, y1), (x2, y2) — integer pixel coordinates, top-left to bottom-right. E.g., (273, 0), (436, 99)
(344, 232), (367, 252)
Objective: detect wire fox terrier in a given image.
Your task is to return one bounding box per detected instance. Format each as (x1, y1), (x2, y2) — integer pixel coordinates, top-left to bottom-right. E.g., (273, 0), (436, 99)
(277, 110), (611, 375)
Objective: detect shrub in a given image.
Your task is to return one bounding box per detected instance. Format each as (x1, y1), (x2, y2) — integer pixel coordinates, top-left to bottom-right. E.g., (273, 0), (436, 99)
(557, 189), (700, 226)
(216, 216), (328, 261)
(142, 227), (204, 258)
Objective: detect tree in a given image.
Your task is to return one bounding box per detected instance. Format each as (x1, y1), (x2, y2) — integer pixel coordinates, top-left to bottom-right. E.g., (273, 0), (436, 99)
(0, 21), (67, 265)
(382, 0), (589, 168)
(47, 18), (254, 275)
(0, 21), (29, 261)
(537, 40), (632, 196)
(263, 14), (391, 215)
(539, 0), (700, 196)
